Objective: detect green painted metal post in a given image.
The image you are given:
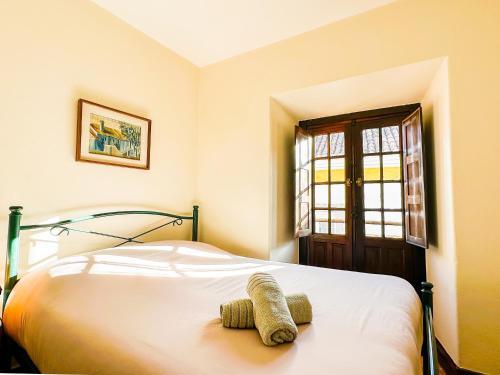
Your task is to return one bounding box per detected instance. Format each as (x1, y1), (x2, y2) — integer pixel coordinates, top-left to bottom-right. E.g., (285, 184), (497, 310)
(3, 206), (22, 311)
(422, 281), (433, 311)
(192, 205), (199, 241)
(421, 281), (437, 375)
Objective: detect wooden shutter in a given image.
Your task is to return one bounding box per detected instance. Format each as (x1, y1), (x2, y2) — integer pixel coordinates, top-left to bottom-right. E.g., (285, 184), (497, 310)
(402, 108), (428, 248)
(295, 126), (312, 237)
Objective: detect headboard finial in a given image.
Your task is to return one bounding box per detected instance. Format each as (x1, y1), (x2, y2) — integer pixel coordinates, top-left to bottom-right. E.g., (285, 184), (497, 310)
(421, 281), (433, 291)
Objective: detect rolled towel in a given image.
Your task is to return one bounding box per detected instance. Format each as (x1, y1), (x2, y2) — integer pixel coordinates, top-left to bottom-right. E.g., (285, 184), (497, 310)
(220, 293), (312, 328)
(246, 273), (298, 346)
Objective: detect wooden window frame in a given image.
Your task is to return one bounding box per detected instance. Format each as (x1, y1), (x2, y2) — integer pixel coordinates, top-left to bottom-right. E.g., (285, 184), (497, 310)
(300, 103), (427, 247)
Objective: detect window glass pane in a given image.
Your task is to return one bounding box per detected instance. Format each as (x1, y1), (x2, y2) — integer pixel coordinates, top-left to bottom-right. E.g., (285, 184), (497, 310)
(383, 154), (401, 180)
(362, 128), (380, 154)
(382, 126), (400, 152)
(365, 211), (382, 237)
(314, 134), (328, 157)
(365, 211), (382, 224)
(384, 211), (403, 238)
(314, 185), (328, 208)
(330, 132), (345, 156)
(299, 168), (309, 192)
(330, 184), (345, 208)
(331, 210), (345, 235)
(363, 183), (381, 209)
(384, 211), (403, 225)
(315, 210), (328, 234)
(330, 158), (345, 182)
(383, 183), (402, 209)
(300, 202), (310, 229)
(363, 155), (380, 181)
(385, 225), (403, 238)
(299, 137), (310, 166)
(314, 160), (328, 183)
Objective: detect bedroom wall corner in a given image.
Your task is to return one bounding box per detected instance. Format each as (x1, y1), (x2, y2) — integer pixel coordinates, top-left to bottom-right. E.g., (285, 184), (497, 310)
(269, 98), (298, 263)
(421, 59), (460, 364)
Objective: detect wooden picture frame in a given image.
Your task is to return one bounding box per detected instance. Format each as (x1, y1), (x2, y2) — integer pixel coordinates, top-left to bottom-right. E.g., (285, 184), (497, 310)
(76, 99), (151, 169)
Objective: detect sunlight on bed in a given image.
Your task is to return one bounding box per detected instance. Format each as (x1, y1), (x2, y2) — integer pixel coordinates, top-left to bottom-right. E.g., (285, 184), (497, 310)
(94, 254), (170, 268)
(181, 265), (283, 278)
(176, 246), (232, 259)
(115, 245), (174, 251)
(46, 243), (277, 279)
(89, 264), (181, 278)
(49, 262), (88, 278)
(174, 263), (260, 271)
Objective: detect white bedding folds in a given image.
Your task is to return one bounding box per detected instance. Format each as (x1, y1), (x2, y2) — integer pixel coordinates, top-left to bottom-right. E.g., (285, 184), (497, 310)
(3, 241), (422, 375)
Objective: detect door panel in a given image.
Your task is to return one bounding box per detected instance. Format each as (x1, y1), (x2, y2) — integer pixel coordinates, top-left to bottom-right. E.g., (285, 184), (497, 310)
(310, 236), (352, 269)
(310, 122), (353, 271)
(352, 116), (415, 282)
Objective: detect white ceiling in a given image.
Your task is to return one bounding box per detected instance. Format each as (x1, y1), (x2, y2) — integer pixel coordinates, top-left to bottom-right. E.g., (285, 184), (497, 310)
(273, 58), (445, 121)
(91, 0), (395, 66)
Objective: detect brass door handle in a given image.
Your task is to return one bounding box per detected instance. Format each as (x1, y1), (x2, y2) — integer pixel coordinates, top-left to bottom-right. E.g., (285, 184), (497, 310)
(346, 178), (352, 187)
(356, 178), (362, 187)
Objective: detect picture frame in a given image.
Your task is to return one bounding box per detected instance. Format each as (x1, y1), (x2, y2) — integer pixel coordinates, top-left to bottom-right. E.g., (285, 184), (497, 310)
(76, 99), (151, 169)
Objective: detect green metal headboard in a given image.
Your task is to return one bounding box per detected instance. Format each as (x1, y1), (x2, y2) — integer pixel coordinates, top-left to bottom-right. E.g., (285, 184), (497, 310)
(3, 205), (199, 309)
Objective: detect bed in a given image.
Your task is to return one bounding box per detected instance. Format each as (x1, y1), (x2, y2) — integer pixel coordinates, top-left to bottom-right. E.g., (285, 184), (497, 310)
(1, 206), (438, 374)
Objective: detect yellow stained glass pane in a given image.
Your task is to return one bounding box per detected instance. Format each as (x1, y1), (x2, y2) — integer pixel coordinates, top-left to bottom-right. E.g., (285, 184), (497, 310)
(363, 155), (380, 181)
(383, 154), (401, 180)
(314, 160), (328, 183)
(330, 158), (345, 182)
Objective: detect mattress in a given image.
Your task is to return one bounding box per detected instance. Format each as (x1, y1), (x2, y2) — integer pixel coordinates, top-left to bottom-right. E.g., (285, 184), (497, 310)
(3, 240), (423, 375)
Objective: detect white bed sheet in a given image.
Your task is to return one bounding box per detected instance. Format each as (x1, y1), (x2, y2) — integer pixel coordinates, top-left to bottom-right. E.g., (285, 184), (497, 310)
(3, 240), (423, 375)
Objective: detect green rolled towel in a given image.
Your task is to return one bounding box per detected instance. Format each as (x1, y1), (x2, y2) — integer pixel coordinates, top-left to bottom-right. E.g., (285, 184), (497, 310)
(246, 272), (299, 346)
(220, 293), (312, 328)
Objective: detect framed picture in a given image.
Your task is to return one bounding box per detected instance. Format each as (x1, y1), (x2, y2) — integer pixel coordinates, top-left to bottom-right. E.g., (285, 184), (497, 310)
(76, 99), (151, 169)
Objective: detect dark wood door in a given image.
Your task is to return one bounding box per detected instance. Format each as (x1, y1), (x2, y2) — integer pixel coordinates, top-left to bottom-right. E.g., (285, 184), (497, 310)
(352, 115), (414, 280)
(309, 122), (353, 270)
(301, 105), (426, 286)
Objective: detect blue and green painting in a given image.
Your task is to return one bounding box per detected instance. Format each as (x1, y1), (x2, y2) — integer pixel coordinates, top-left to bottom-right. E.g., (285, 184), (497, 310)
(89, 113), (141, 160)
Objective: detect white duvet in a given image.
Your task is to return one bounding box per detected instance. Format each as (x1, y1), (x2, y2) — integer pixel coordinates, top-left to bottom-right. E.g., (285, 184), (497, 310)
(3, 241), (422, 374)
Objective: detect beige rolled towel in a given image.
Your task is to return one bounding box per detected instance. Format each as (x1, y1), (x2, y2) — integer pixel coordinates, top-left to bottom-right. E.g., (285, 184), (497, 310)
(220, 293), (312, 328)
(246, 272), (298, 346)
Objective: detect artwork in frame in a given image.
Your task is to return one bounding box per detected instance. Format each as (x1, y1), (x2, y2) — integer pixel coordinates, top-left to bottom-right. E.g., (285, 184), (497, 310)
(76, 99), (151, 169)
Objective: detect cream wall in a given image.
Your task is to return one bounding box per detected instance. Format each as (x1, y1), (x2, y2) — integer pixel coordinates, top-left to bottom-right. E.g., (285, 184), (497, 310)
(422, 61), (459, 363)
(197, 1), (500, 373)
(0, 0), (198, 269)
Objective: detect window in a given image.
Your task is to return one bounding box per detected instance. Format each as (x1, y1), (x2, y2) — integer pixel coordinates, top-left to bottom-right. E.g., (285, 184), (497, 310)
(361, 126), (404, 239)
(312, 131), (346, 235)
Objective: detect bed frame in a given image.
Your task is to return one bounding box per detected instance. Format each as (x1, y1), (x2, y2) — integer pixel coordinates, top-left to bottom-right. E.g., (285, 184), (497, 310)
(1, 205), (199, 372)
(1, 205), (438, 374)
